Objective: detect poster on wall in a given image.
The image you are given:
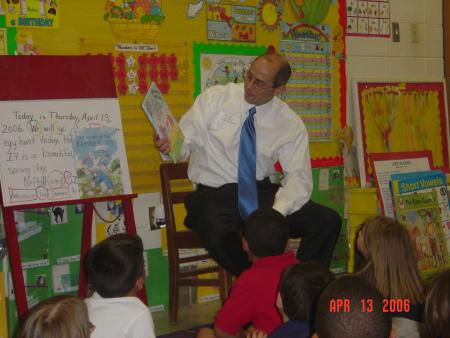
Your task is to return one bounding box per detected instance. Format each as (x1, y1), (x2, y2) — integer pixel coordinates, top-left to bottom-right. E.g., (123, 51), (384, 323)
(280, 23), (333, 142)
(345, 0), (390, 37)
(352, 80), (450, 186)
(5, 0), (59, 29)
(192, 43), (266, 97)
(16, 31), (40, 55)
(0, 98), (132, 206)
(207, 2), (256, 42)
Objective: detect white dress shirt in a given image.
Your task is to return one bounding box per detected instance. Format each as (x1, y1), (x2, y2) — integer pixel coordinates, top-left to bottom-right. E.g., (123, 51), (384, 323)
(86, 293), (155, 338)
(179, 83), (312, 216)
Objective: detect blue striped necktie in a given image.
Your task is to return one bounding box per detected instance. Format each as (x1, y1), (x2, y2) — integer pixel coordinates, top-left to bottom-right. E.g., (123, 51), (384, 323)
(238, 106), (258, 220)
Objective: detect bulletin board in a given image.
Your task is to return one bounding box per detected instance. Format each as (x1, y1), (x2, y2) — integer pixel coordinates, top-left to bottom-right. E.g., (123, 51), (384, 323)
(11, 0), (346, 192)
(79, 40), (192, 193)
(353, 80), (450, 185)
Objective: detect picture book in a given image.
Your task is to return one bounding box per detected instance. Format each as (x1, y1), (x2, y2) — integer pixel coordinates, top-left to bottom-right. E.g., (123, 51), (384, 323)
(393, 191), (450, 275)
(391, 170), (450, 254)
(142, 82), (184, 163)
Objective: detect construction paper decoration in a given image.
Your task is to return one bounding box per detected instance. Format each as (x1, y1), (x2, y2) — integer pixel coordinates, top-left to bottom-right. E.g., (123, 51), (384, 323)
(290, 0), (332, 25)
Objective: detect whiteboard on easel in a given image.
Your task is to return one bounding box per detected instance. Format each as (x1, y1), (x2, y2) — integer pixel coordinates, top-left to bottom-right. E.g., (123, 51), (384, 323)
(0, 98), (132, 207)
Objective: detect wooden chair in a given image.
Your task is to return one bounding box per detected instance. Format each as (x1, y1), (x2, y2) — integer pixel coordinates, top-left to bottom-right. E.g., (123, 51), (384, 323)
(160, 162), (232, 323)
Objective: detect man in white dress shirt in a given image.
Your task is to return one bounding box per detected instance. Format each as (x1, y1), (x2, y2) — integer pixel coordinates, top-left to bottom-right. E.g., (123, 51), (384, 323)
(156, 52), (342, 276)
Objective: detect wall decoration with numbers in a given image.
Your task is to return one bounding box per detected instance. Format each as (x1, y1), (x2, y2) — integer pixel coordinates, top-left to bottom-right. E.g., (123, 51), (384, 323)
(280, 23), (333, 142)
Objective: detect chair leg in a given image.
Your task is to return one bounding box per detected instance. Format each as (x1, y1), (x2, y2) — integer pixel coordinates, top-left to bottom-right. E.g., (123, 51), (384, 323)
(173, 282), (179, 323)
(168, 266), (178, 323)
(218, 267), (231, 302)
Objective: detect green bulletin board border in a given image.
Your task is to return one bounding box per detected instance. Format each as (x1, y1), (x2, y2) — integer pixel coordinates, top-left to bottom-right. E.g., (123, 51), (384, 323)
(192, 42), (267, 98)
(0, 15), (17, 55)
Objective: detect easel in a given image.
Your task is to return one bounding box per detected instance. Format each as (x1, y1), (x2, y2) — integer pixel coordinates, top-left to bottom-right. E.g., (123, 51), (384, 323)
(0, 55), (147, 320)
(1, 193), (148, 319)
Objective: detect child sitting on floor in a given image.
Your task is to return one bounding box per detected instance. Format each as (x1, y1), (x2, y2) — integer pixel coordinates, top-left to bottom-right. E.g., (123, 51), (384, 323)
(17, 295), (92, 338)
(355, 216), (424, 338)
(197, 207), (298, 338)
(85, 233), (155, 338)
(424, 268), (450, 338)
(270, 261), (335, 338)
(248, 261), (335, 338)
(313, 275), (395, 338)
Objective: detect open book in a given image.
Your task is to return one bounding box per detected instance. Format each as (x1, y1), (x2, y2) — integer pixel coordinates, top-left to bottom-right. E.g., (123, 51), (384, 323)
(142, 82), (184, 163)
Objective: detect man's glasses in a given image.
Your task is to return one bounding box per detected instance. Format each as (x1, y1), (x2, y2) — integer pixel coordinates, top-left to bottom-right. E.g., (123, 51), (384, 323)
(244, 71), (274, 90)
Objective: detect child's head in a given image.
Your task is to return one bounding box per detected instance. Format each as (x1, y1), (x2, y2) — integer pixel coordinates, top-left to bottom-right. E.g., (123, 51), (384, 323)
(17, 295), (91, 338)
(278, 261), (335, 322)
(356, 216), (423, 303)
(313, 275), (394, 338)
(86, 233), (145, 298)
(243, 208), (289, 258)
(424, 268), (450, 338)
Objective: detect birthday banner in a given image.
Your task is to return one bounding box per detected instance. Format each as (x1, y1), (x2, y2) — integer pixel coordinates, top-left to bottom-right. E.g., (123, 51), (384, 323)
(5, 0), (59, 28)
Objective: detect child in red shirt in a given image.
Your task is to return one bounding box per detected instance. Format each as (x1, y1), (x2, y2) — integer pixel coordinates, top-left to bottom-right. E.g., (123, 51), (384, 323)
(197, 208), (298, 338)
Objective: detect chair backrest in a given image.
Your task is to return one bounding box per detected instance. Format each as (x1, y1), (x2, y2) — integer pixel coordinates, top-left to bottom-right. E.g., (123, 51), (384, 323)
(159, 162), (192, 236)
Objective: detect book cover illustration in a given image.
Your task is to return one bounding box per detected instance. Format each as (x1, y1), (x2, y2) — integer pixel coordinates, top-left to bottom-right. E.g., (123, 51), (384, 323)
(142, 82), (184, 163)
(394, 191), (449, 273)
(392, 170), (450, 253)
(72, 127), (124, 198)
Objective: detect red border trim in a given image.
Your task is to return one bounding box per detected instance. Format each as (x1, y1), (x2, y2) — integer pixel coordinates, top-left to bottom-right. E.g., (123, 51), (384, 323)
(311, 156), (343, 168)
(338, 0), (347, 128)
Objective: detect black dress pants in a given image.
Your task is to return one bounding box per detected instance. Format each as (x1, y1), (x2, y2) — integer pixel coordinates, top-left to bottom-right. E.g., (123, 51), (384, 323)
(184, 179), (342, 276)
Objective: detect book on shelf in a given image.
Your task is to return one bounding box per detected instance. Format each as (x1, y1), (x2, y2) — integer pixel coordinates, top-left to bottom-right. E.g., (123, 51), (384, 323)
(393, 190), (449, 274)
(391, 170), (450, 253)
(391, 170), (450, 275)
(142, 82), (184, 163)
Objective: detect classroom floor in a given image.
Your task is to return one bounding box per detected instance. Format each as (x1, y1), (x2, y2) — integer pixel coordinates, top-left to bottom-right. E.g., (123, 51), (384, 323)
(153, 300), (221, 336)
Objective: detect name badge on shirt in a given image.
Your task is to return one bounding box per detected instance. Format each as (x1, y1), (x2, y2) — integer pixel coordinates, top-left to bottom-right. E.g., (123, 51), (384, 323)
(220, 114), (239, 130)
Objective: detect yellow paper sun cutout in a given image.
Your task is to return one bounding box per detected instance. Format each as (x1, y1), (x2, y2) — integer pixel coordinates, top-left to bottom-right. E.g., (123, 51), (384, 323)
(258, 0), (281, 31)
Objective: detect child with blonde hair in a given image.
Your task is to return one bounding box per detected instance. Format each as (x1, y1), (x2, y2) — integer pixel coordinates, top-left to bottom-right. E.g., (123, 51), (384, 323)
(356, 216), (424, 338)
(17, 295), (92, 338)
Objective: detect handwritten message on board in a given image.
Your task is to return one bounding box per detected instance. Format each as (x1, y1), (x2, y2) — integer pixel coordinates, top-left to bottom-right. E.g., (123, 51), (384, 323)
(0, 98), (132, 206)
